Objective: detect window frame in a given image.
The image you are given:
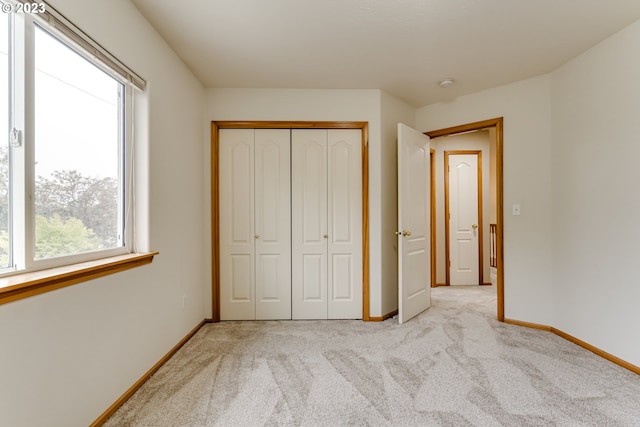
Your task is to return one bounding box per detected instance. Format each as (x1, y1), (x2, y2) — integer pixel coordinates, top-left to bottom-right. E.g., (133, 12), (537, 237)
(0, 1), (147, 284)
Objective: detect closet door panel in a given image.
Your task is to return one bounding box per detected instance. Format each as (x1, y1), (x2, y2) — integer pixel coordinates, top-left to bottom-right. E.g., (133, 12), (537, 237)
(219, 129), (256, 320)
(230, 255), (252, 300)
(327, 130), (363, 319)
(292, 130), (328, 320)
(303, 254), (324, 300)
(254, 130), (291, 320)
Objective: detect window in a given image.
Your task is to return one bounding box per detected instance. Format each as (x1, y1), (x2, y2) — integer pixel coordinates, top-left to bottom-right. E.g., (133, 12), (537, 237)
(33, 26), (124, 261)
(0, 1), (143, 276)
(1, 10), (10, 268)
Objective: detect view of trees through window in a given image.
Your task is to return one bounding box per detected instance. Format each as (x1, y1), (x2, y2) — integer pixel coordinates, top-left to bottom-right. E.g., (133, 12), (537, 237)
(34, 168), (119, 259)
(0, 146), (119, 266)
(1, 10), (9, 268)
(0, 147), (7, 267)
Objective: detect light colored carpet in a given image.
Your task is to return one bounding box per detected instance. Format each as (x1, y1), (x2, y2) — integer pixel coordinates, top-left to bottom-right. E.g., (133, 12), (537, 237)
(105, 286), (640, 426)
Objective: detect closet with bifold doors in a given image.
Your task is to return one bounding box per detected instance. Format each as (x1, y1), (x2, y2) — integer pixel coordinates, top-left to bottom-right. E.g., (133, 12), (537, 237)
(219, 129), (291, 320)
(218, 128), (362, 321)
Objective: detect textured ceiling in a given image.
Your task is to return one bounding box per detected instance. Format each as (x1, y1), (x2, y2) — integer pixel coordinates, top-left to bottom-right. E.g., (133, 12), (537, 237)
(130, 0), (640, 107)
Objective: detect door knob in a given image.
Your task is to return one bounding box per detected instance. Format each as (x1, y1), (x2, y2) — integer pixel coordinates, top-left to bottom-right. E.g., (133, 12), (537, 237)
(471, 224), (478, 230)
(255, 235), (260, 239)
(402, 230), (412, 237)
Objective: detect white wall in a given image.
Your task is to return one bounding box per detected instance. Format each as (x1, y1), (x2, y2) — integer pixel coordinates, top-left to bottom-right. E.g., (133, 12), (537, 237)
(203, 89), (390, 316)
(416, 75), (554, 325)
(379, 92), (416, 316)
(431, 131), (492, 285)
(0, 1), (206, 426)
(551, 19), (640, 366)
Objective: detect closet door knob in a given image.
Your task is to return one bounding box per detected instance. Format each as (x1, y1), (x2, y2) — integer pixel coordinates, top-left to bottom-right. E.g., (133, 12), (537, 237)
(323, 234), (328, 239)
(255, 235), (260, 239)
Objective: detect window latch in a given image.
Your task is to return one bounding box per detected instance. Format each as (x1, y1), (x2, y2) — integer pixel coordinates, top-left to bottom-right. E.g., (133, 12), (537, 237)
(10, 128), (22, 147)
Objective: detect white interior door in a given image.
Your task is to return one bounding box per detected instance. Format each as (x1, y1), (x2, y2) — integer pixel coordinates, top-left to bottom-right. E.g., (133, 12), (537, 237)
(219, 129), (255, 320)
(254, 130), (291, 319)
(292, 130), (328, 319)
(397, 123), (431, 324)
(449, 154), (479, 285)
(327, 130), (362, 319)
(292, 129), (363, 319)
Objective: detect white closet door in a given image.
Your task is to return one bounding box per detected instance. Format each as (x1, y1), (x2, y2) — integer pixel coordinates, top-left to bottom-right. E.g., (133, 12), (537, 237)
(327, 130), (362, 319)
(219, 129), (255, 320)
(292, 130), (328, 319)
(254, 129), (291, 319)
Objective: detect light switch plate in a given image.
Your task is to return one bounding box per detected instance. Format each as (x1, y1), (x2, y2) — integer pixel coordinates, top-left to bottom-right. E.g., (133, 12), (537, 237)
(512, 204), (521, 216)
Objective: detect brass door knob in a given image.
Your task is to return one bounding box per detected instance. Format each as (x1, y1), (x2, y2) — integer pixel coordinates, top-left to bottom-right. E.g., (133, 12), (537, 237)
(402, 230), (412, 237)
(471, 224), (478, 230)
(255, 235), (260, 239)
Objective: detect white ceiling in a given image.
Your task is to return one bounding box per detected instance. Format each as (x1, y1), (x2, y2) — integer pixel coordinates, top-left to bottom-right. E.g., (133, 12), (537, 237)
(130, 0), (640, 107)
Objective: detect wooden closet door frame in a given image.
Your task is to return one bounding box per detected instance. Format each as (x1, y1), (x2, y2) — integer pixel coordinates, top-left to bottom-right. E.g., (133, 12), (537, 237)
(211, 121), (370, 322)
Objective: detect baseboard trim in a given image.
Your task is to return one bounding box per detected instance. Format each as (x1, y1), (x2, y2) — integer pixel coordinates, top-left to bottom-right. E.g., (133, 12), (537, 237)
(504, 318), (552, 332)
(90, 320), (207, 427)
(504, 318), (639, 375)
(433, 283), (493, 287)
(550, 327), (640, 375)
(368, 309), (398, 322)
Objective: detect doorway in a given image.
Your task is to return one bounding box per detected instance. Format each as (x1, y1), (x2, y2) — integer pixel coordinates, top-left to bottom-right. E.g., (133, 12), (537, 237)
(426, 118), (504, 321)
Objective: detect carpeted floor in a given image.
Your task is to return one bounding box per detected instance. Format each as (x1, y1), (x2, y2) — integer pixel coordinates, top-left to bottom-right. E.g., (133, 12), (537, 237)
(105, 286), (640, 426)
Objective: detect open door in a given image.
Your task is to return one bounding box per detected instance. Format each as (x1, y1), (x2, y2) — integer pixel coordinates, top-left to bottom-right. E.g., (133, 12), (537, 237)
(398, 123), (431, 324)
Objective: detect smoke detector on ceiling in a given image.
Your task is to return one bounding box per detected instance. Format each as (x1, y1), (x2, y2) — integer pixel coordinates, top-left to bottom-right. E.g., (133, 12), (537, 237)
(438, 78), (455, 88)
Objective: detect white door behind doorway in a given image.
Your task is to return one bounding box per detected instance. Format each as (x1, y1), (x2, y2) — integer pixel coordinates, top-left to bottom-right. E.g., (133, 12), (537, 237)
(448, 153), (480, 285)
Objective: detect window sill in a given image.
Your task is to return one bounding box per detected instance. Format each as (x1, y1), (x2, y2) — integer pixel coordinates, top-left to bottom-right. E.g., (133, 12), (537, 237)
(0, 252), (159, 306)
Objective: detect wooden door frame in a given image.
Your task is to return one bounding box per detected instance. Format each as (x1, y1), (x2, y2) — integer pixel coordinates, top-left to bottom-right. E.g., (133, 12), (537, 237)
(430, 148), (436, 288)
(426, 117), (505, 322)
(444, 150), (483, 286)
(211, 121), (370, 322)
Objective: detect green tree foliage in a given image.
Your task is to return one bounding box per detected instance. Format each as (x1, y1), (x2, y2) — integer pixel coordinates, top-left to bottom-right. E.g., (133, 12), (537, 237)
(35, 169), (118, 248)
(0, 230), (8, 267)
(35, 214), (101, 259)
(0, 142), (119, 263)
(0, 146), (9, 267)
(0, 145), (8, 230)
